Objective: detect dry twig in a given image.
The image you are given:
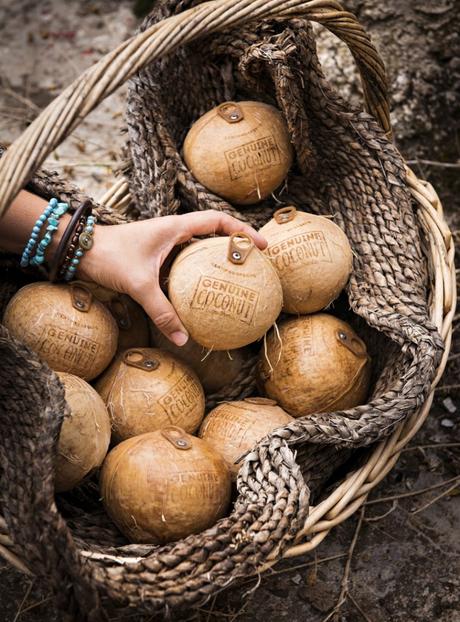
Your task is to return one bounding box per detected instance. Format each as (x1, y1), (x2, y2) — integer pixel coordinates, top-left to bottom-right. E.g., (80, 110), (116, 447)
(365, 474), (460, 506)
(348, 592), (374, 622)
(13, 580), (34, 622)
(411, 479), (460, 515)
(320, 507), (366, 622)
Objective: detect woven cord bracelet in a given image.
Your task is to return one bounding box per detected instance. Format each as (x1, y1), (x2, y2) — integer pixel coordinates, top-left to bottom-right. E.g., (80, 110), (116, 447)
(63, 214), (96, 282)
(49, 199), (93, 282)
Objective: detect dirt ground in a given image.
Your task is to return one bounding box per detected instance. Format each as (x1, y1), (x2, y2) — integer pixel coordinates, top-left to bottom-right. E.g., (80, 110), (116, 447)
(0, 1), (459, 621)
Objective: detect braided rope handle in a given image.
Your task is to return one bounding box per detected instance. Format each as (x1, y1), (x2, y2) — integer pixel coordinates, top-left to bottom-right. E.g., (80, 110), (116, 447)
(0, 0), (389, 219)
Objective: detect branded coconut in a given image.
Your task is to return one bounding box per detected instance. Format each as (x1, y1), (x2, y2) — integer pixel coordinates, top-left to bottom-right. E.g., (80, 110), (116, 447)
(100, 427), (231, 544)
(199, 397), (293, 479)
(108, 295), (149, 350)
(259, 314), (371, 417)
(55, 372), (111, 492)
(149, 321), (251, 393)
(183, 101), (293, 205)
(259, 206), (353, 314)
(3, 282), (118, 380)
(168, 233), (283, 350)
(74, 281), (149, 350)
(96, 347), (205, 443)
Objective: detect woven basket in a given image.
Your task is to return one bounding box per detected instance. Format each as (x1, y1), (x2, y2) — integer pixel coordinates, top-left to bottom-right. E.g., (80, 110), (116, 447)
(0, 0), (455, 620)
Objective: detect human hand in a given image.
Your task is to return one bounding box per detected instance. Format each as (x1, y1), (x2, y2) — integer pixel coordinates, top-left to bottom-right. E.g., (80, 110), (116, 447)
(78, 211), (267, 346)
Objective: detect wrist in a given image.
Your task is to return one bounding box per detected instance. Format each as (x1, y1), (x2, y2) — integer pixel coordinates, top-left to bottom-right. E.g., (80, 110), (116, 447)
(76, 222), (103, 282)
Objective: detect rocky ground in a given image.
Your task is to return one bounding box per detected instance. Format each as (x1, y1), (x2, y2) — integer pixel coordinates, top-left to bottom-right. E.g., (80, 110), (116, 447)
(0, 1), (459, 621)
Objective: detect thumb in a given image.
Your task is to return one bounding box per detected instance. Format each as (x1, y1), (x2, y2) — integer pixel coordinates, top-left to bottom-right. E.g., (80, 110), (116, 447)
(135, 286), (189, 347)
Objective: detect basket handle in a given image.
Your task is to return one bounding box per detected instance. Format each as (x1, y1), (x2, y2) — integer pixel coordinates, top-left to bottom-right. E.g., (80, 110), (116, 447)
(0, 0), (390, 218)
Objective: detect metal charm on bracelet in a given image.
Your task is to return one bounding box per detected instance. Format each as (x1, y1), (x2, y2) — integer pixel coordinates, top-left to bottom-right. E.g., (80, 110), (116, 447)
(64, 214), (96, 281)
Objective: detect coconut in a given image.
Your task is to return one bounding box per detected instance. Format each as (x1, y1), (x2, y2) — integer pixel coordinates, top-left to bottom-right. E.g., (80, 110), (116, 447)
(149, 322), (251, 393)
(55, 372), (111, 492)
(74, 281), (149, 350)
(183, 101), (293, 205)
(259, 314), (371, 417)
(96, 347), (205, 443)
(108, 295), (149, 350)
(3, 282), (118, 380)
(259, 206), (353, 314)
(199, 397), (293, 479)
(168, 233), (283, 350)
(100, 427), (231, 544)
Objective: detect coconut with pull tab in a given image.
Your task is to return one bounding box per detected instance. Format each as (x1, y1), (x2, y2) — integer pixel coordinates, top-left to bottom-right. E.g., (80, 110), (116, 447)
(95, 347), (205, 443)
(100, 426), (231, 544)
(168, 232), (283, 350)
(259, 206), (353, 314)
(259, 314), (371, 417)
(73, 281), (149, 351)
(3, 282), (118, 380)
(183, 101), (293, 205)
(199, 397), (293, 480)
(149, 322), (252, 393)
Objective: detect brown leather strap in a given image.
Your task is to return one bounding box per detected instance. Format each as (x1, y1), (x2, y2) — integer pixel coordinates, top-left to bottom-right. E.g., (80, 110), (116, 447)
(48, 199), (93, 282)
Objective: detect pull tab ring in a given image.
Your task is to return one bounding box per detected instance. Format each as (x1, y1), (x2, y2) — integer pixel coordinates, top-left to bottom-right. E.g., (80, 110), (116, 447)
(227, 232), (254, 265)
(123, 349), (159, 372)
(69, 282), (92, 313)
(161, 426), (192, 450)
(336, 330), (368, 358)
(109, 297), (132, 331)
(274, 206), (297, 224)
(217, 102), (244, 124)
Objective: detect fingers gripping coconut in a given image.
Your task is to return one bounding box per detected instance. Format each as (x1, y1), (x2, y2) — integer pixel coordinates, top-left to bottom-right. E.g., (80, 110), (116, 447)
(77, 209), (268, 347)
(1, 190), (267, 350)
(168, 232), (283, 350)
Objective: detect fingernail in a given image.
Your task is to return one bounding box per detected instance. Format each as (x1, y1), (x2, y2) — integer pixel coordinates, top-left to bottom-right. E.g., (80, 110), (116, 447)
(171, 331), (189, 346)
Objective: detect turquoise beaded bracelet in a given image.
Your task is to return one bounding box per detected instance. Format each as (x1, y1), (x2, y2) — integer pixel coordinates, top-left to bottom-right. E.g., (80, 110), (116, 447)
(30, 201), (69, 267)
(64, 214), (96, 281)
(20, 198), (63, 268)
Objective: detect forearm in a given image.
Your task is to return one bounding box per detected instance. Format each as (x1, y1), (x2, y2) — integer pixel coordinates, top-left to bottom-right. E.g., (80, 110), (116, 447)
(0, 189), (71, 259)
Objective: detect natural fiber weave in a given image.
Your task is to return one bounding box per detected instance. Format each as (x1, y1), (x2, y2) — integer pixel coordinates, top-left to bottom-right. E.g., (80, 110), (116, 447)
(0, 1), (455, 620)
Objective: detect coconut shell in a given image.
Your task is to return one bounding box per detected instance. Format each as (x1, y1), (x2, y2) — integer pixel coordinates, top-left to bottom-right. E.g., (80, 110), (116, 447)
(3, 282), (118, 380)
(259, 314), (371, 417)
(259, 206), (353, 314)
(96, 347), (205, 442)
(100, 427), (231, 544)
(183, 101), (293, 205)
(199, 397), (293, 479)
(168, 233), (283, 350)
(149, 322), (251, 393)
(108, 295), (149, 351)
(55, 372), (111, 492)
(74, 281), (149, 351)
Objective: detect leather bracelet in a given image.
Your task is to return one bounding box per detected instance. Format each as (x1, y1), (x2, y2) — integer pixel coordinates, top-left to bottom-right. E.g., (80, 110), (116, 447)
(49, 199), (93, 282)
(58, 216), (87, 280)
